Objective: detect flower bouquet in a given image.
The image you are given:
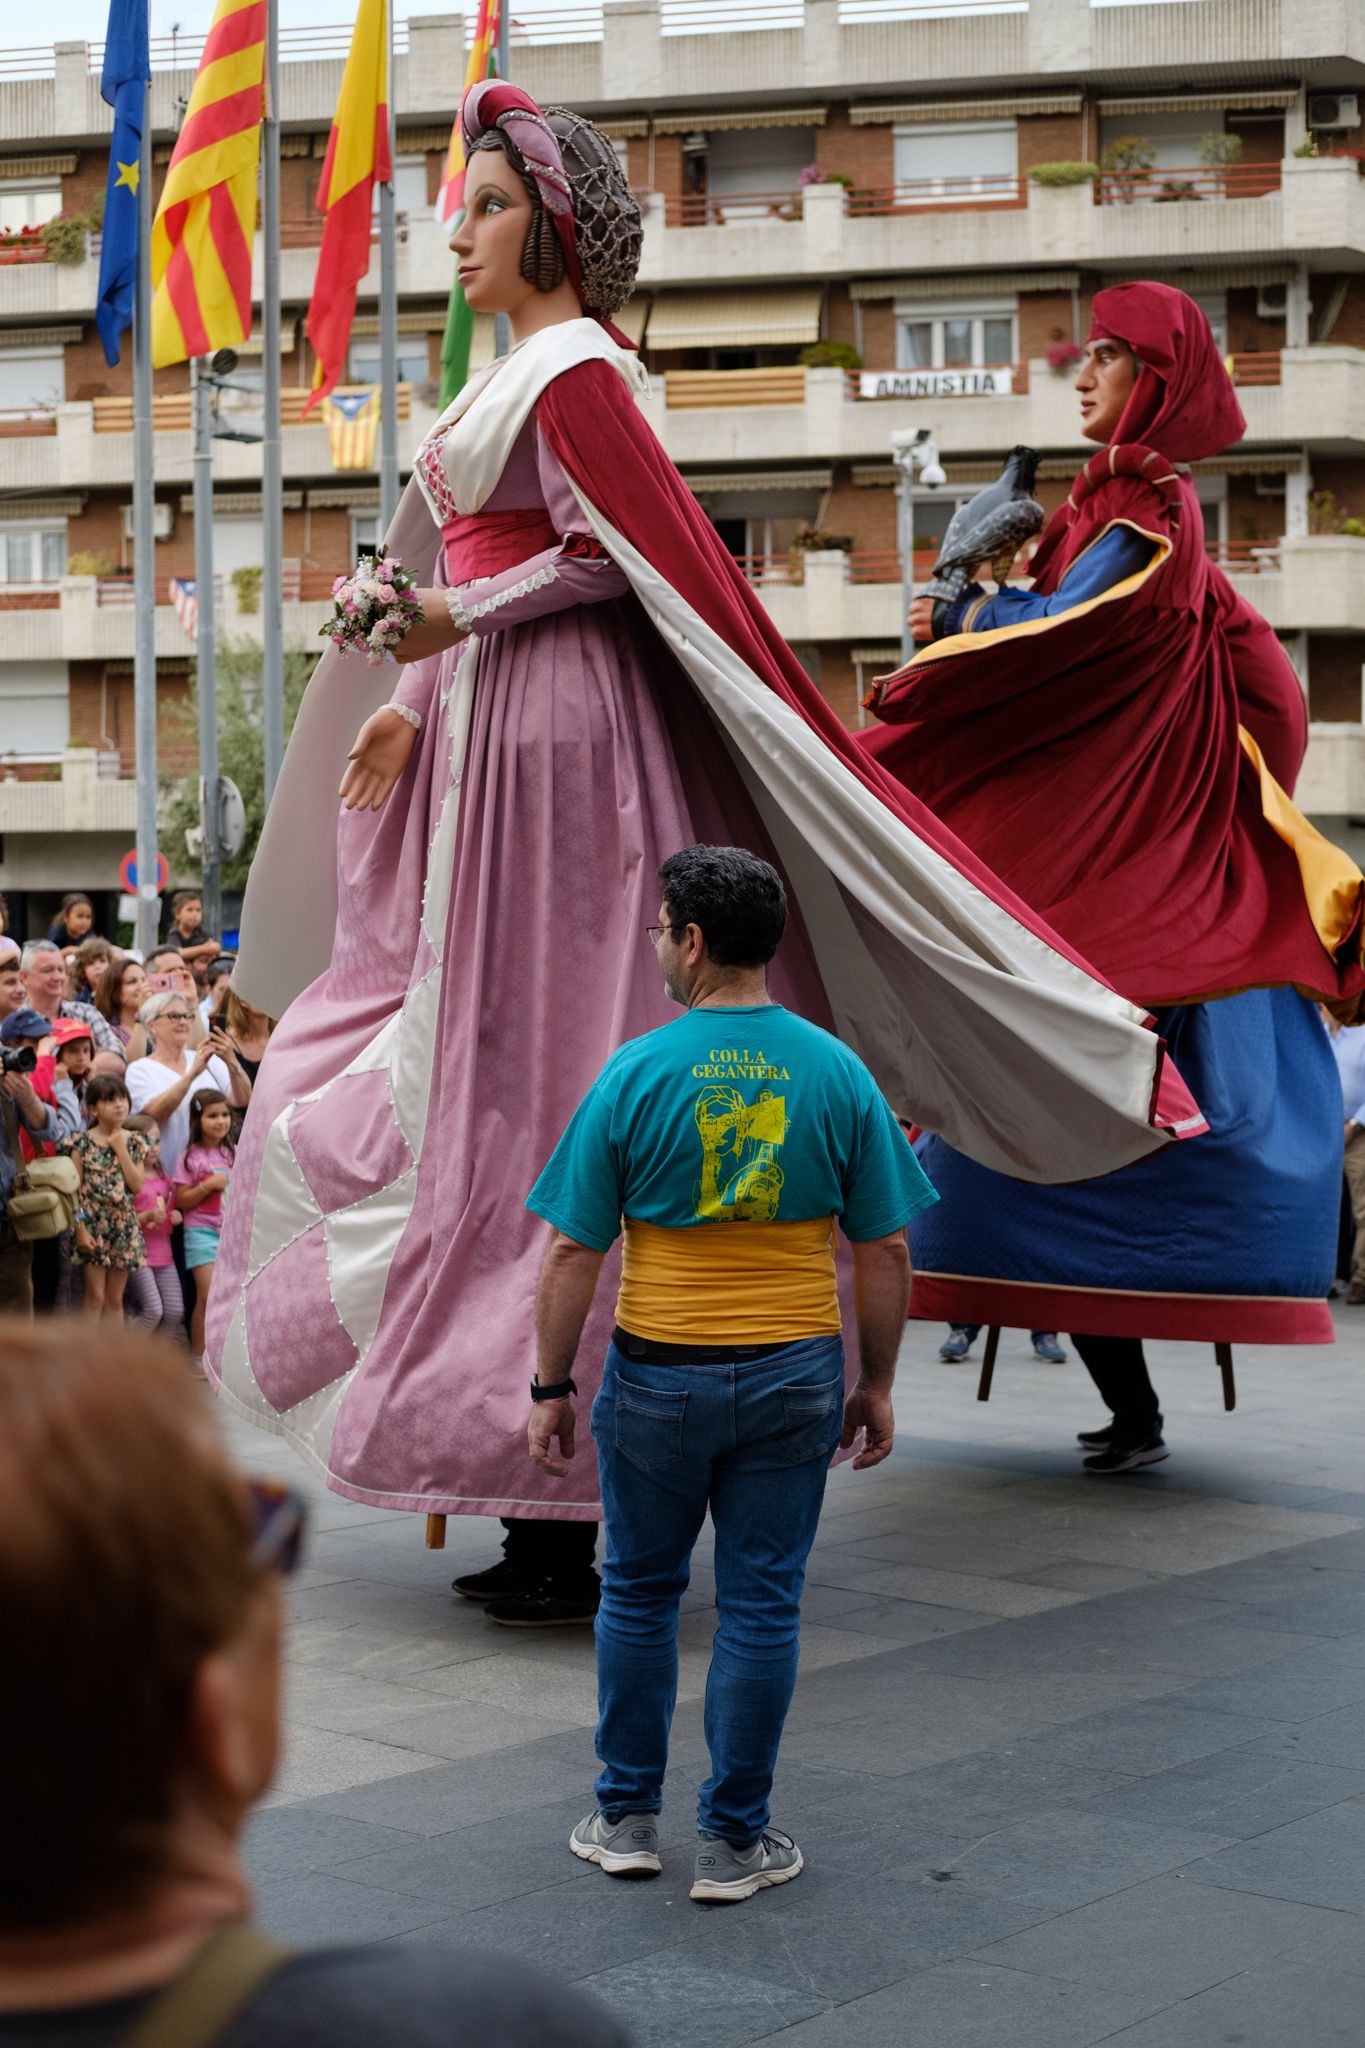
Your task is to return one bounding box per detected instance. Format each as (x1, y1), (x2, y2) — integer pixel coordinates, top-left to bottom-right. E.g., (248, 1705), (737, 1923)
(321, 547), (424, 665)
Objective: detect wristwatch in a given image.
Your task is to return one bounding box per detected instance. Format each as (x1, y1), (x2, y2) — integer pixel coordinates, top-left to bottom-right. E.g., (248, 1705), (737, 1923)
(529, 1376), (577, 1402)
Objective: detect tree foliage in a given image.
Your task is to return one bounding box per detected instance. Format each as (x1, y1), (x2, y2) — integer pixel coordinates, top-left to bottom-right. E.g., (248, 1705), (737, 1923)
(161, 638), (315, 897)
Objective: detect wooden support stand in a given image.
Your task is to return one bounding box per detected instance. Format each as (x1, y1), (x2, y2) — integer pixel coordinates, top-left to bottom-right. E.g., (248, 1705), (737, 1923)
(976, 1325), (1001, 1402)
(1215, 1341), (1236, 1412)
(425, 1514), (447, 1549)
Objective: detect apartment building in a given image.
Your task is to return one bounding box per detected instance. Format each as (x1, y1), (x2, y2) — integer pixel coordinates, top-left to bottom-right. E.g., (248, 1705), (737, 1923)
(0, 0), (1363, 927)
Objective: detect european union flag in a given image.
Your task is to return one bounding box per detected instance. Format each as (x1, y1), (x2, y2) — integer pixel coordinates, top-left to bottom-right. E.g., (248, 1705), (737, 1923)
(95, 0), (150, 367)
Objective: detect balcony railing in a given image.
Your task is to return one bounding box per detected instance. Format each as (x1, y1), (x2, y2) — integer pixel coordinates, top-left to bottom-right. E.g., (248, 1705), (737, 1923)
(0, 407), (56, 436)
(279, 213), (408, 250)
(0, 582), (60, 609)
(666, 367), (807, 408)
(734, 554), (802, 585)
(0, 228), (49, 265)
(1227, 351), (1282, 387)
(662, 190), (804, 228)
(846, 176), (1023, 215)
(1096, 162), (1283, 206)
(90, 385), (413, 432)
(1207, 540), (1282, 573)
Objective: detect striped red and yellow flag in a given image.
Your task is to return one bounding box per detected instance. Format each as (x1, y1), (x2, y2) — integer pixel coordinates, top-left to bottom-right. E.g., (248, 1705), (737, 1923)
(304, 0), (391, 413)
(321, 387), (381, 470)
(434, 0), (502, 234)
(149, 0), (264, 367)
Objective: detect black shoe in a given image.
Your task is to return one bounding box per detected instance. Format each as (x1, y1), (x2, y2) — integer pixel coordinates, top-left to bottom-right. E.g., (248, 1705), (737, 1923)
(1083, 1434), (1168, 1474)
(486, 1583), (600, 1628)
(452, 1558), (543, 1604)
(1076, 1424), (1114, 1448)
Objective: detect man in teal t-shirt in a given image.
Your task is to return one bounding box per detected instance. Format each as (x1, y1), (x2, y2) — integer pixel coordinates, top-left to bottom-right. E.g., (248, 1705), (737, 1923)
(524, 844), (935, 1907)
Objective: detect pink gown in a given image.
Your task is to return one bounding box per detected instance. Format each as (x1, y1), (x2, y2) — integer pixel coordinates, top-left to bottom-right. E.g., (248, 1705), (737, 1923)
(204, 419), (835, 1518)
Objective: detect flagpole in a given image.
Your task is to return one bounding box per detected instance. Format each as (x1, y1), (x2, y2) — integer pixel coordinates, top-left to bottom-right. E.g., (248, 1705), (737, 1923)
(260, 0), (284, 803)
(132, 65), (159, 963)
(377, 0), (400, 531)
(192, 355), (222, 940)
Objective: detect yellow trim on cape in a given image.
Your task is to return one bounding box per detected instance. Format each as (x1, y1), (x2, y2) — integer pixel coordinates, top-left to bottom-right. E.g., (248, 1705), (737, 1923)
(1237, 726), (1365, 963)
(878, 519), (1171, 680)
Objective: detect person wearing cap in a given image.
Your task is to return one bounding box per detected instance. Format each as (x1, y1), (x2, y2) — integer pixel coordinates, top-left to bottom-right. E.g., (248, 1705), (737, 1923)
(0, 1009), (62, 1315)
(49, 1019), (95, 1138)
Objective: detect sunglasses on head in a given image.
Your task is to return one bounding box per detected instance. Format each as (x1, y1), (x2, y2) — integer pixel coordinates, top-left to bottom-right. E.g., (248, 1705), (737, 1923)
(247, 1478), (308, 1576)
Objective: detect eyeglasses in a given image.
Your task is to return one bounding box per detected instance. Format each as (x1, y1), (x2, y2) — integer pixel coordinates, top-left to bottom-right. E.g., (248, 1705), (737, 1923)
(163, 1009), (193, 1021)
(645, 923), (684, 947)
(247, 1477), (308, 1576)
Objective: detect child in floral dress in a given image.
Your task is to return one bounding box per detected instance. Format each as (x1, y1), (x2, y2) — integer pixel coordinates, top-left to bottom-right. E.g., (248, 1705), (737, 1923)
(60, 1074), (147, 1319)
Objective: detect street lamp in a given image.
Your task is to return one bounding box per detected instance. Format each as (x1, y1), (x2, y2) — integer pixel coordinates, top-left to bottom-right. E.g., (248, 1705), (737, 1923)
(891, 427), (948, 665)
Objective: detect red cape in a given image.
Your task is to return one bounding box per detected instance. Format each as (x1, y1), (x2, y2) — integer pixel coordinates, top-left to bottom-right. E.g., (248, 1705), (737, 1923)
(861, 442), (1365, 1016)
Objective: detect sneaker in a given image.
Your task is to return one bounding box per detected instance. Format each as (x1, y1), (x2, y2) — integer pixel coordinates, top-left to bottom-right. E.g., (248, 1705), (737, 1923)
(1083, 1435), (1169, 1474)
(938, 1330), (972, 1363)
(485, 1583), (600, 1628)
(451, 1558), (542, 1604)
(690, 1827), (804, 1904)
(569, 1811), (662, 1879)
(1076, 1423), (1114, 1448)
(1031, 1333), (1067, 1364)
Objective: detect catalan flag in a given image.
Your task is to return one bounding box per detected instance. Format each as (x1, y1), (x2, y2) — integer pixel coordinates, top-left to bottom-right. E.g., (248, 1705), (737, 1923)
(321, 387), (381, 470)
(437, 0), (502, 409)
(305, 0), (391, 413)
(94, 0), (149, 368)
(149, 0), (264, 367)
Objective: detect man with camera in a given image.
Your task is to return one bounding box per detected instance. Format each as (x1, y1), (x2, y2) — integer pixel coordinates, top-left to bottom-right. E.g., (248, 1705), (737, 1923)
(0, 1009), (62, 1315)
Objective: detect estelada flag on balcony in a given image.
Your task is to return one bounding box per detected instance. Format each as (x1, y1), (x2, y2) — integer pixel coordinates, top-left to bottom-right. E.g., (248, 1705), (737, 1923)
(321, 387), (381, 470)
(149, 0), (265, 367)
(94, 0), (150, 368)
(304, 0), (391, 413)
(434, 0), (502, 233)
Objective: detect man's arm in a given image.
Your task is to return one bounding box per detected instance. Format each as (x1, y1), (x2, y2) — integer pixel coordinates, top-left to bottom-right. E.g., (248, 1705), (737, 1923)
(4, 1074), (58, 1147)
(841, 1231), (911, 1470)
(528, 1228), (606, 1479)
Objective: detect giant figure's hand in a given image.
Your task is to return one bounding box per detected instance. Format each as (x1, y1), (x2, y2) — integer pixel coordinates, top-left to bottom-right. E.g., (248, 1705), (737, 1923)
(339, 707), (418, 812)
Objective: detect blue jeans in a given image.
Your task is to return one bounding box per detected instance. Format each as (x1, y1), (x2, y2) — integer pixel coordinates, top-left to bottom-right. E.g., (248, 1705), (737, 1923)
(591, 1331), (845, 1847)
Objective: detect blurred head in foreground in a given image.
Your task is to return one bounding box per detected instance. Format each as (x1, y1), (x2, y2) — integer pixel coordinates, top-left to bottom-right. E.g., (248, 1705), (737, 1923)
(0, 1323), (299, 1956)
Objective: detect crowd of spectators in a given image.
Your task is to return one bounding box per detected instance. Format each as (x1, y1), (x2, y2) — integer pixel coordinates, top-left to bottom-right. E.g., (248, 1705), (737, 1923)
(0, 887), (272, 1348)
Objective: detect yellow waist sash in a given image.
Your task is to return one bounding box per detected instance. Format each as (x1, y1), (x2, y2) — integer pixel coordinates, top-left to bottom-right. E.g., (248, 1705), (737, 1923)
(616, 1216), (840, 1344)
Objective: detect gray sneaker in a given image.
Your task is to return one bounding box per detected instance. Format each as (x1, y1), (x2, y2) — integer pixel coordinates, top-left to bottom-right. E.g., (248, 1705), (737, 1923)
(690, 1827), (803, 1903)
(569, 1810), (662, 1878)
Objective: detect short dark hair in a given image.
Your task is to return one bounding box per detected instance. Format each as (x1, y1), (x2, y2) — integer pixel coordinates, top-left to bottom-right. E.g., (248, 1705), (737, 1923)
(85, 1074), (131, 1116)
(171, 891), (202, 917)
(658, 845), (787, 969)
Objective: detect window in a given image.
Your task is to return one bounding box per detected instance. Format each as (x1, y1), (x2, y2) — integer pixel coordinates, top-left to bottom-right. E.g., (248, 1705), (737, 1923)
(0, 661), (68, 754)
(702, 127), (816, 217)
(704, 488), (821, 572)
(1, 525), (66, 585)
(896, 301), (1017, 369)
(211, 518), (265, 575)
(347, 339), (430, 386)
(0, 347), (64, 413)
(350, 511), (381, 559)
(893, 122), (1017, 203)
(0, 186), (61, 234)
(374, 155), (429, 222)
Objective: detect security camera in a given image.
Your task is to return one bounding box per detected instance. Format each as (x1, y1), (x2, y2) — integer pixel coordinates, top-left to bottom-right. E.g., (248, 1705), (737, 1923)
(920, 461), (948, 490)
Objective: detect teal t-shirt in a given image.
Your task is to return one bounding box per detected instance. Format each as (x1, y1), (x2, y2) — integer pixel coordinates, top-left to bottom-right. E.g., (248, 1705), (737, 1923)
(527, 1003), (938, 1252)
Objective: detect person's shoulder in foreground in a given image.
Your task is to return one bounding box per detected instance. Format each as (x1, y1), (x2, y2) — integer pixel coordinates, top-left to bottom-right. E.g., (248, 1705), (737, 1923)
(0, 1944), (633, 2048)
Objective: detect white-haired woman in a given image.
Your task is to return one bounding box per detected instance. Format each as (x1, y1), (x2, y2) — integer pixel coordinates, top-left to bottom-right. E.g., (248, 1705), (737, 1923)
(125, 991), (250, 1180)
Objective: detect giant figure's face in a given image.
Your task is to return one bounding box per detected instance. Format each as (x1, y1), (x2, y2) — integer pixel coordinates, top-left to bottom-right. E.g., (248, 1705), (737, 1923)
(1075, 336), (1139, 444)
(450, 151), (539, 320)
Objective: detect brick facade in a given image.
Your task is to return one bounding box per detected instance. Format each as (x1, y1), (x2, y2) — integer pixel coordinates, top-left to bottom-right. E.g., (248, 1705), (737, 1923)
(1309, 634), (1365, 721)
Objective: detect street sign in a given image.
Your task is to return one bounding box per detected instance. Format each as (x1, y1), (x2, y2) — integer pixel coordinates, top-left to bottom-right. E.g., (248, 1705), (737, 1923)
(119, 848), (169, 894)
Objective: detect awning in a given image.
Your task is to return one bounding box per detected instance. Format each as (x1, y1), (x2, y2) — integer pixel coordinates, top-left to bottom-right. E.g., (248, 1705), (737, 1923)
(647, 287), (823, 352)
(655, 107), (827, 136)
(0, 324), (82, 349)
(684, 467), (833, 493)
(1098, 90), (1297, 117)
(852, 646), (902, 665)
(0, 492), (87, 517)
(852, 95), (1081, 126)
(853, 270), (1079, 301)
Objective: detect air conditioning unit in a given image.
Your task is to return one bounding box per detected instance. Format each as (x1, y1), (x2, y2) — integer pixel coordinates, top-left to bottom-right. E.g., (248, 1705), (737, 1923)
(121, 501), (173, 541)
(1308, 93), (1360, 131)
(1254, 472), (1287, 497)
(1256, 282), (1288, 320)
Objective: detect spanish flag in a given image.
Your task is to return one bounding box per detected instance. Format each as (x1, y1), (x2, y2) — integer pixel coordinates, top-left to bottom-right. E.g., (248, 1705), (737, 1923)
(305, 0), (391, 414)
(149, 0), (264, 367)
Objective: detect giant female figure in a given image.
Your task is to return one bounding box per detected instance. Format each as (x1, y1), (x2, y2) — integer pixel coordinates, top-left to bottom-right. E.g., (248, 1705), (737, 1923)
(864, 283), (1365, 1469)
(205, 95), (1199, 1573)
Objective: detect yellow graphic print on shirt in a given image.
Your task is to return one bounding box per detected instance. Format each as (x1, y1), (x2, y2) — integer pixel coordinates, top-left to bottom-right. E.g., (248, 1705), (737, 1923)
(693, 1082), (789, 1223)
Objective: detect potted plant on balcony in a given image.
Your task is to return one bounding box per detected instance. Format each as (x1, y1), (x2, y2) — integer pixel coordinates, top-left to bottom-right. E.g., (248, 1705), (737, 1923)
(1027, 161), (1100, 187)
(38, 192), (103, 267)
(1046, 340), (1083, 375)
(799, 340), (862, 371)
(1195, 130), (1244, 199)
(1099, 136), (1156, 202)
(787, 524), (853, 584)
(231, 565), (263, 615)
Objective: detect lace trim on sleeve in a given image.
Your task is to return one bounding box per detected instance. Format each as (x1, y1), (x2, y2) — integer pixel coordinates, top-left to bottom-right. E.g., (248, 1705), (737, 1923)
(463, 562), (559, 622)
(445, 587), (473, 635)
(385, 701), (423, 731)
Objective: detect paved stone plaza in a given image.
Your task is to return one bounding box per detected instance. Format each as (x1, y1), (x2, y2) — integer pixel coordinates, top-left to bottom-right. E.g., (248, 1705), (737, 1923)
(229, 1314), (1365, 2047)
